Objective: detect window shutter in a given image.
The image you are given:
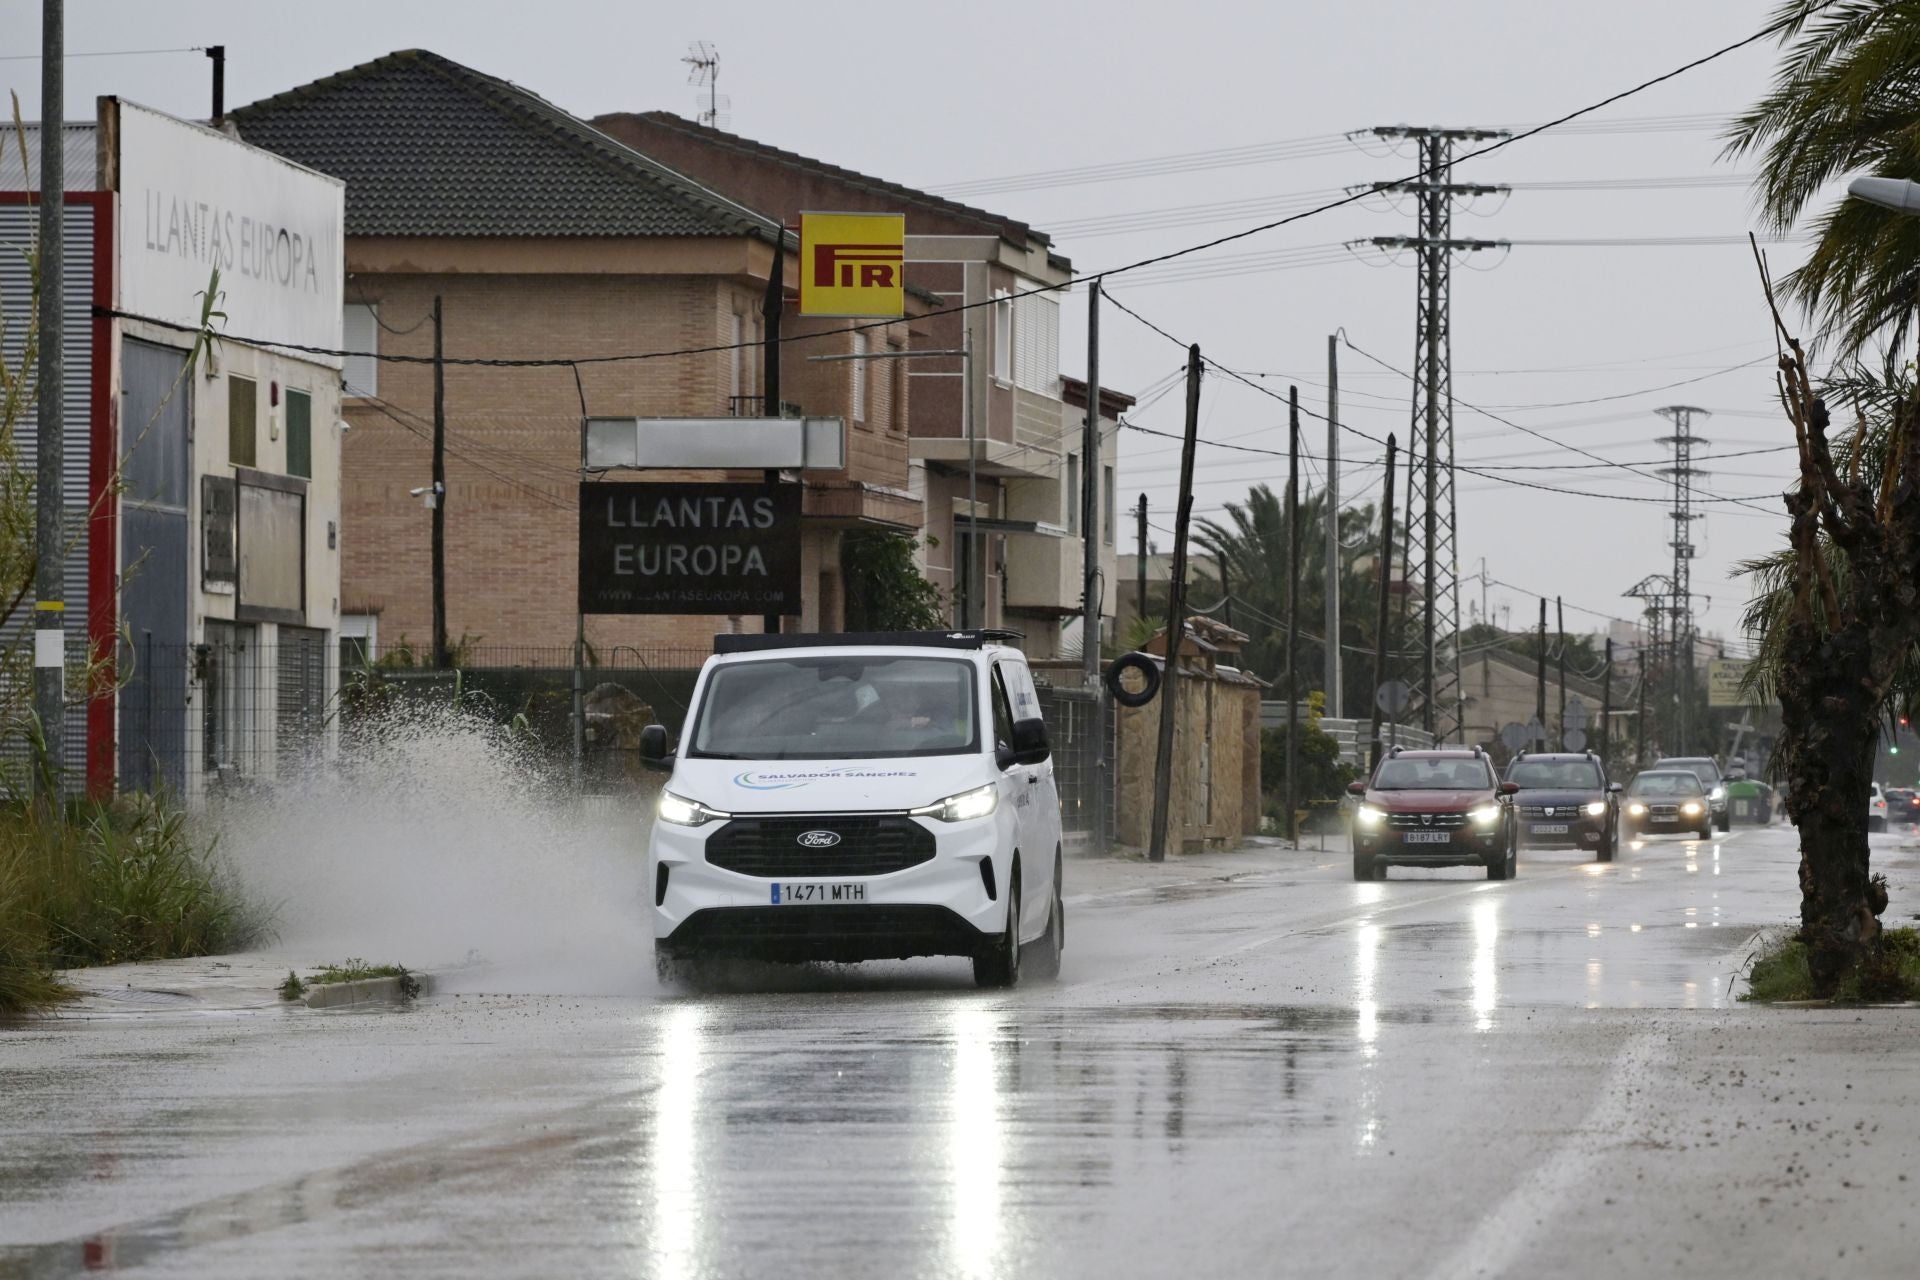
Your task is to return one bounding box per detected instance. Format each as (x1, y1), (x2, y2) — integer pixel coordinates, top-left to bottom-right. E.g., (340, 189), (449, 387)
(342, 304), (378, 396)
(287, 389), (312, 479)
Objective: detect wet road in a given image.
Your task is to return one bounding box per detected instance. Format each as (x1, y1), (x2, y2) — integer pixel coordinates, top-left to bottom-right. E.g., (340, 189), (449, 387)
(5, 822), (1920, 1279)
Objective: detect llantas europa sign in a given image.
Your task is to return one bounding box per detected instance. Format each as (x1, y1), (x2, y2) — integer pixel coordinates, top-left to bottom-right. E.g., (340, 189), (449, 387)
(578, 482), (802, 615)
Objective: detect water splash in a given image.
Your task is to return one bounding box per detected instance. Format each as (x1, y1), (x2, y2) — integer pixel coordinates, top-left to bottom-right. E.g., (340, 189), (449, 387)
(213, 699), (654, 995)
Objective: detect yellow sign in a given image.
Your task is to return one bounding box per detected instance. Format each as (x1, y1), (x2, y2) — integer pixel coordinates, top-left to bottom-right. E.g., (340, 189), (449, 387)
(1707, 658), (1750, 707)
(798, 212), (906, 318)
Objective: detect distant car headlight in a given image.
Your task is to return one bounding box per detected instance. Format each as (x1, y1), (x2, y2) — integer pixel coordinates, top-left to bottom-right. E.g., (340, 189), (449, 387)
(1709, 786), (1725, 802)
(1627, 802), (1648, 816)
(1584, 801), (1607, 817)
(658, 791), (728, 827)
(1682, 800), (1704, 816)
(1469, 805), (1501, 827)
(1355, 803), (1387, 826)
(911, 783), (999, 823)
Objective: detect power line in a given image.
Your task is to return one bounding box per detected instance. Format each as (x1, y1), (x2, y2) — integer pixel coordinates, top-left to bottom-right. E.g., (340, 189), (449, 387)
(0, 45), (206, 61)
(85, 0), (1846, 377)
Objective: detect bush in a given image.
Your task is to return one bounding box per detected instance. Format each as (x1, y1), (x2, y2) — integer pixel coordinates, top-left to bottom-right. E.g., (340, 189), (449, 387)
(1742, 927), (1920, 1002)
(1261, 719), (1356, 807)
(0, 796), (260, 1014)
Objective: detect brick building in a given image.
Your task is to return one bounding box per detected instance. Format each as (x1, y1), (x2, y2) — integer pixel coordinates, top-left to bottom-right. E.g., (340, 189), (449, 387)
(591, 112), (1120, 656)
(233, 51), (920, 658)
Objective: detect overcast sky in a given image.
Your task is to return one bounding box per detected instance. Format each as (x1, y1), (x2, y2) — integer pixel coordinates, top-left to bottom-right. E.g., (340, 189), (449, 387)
(5, 0), (1819, 651)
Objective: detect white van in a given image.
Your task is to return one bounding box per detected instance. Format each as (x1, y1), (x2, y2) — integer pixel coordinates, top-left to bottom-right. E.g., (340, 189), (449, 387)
(641, 630), (1065, 987)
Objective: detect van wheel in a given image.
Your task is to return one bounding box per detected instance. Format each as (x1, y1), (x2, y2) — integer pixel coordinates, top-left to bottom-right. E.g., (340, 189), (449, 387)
(974, 869), (1022, 989)
(1028, 856), (1064, 981)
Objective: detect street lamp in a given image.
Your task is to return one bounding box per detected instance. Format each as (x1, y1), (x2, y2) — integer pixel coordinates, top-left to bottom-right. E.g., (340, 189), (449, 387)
(810, 333), (981, 626)
(1847, 176), (1920, 215)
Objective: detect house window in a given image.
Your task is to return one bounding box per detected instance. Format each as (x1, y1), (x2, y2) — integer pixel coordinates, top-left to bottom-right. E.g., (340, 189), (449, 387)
(341, 613), (378, 670)
(991, 292), (1011, 382)
(1011, 290), (1060, 395)
(228, 375), (257, 468)
(342, 304), (378, 397)
(1065, 453), (1080, 535)
(851, 331), (869, 426)
(1103, 465), (1117, 545)
(286, 388), (312, 479)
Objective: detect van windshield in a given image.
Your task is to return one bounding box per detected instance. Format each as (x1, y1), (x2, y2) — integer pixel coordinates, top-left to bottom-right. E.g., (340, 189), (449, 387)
(688, 656), (979, 761)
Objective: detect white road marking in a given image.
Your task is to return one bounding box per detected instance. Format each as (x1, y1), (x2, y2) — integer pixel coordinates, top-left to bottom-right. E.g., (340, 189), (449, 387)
(1422, 1029), (1667, 1280)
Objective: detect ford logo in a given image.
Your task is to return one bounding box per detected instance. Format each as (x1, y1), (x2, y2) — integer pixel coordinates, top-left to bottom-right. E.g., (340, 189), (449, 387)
(796, 830), (842, 848)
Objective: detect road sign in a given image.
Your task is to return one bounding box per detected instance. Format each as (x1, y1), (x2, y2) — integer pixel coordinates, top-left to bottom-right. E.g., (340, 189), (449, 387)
(1708, 658), (1750, 707)
(799, 211), (906, 317)
(578, 481), (802, 615)
(1375, 680), (1411, 715)
(1562, 727), (1588, 752)
(1499, 722), (1531, 752)
(1564, 697), (1589, 731)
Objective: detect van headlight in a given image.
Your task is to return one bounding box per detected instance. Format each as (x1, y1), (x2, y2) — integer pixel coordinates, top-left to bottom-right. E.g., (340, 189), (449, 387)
(1584, 801), (1607, 817)
(912, 783), (999, 823)
(658, 791), (727, 827)
(1469, 805), (1501, 827)
(1355, 803), (1386, 826)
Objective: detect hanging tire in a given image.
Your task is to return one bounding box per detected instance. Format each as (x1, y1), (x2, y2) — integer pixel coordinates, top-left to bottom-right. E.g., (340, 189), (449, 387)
(1105, 652), (1161, 708)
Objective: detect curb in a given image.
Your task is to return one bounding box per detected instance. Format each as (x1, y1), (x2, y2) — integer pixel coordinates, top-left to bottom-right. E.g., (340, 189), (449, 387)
(301, 972), (435, 1009)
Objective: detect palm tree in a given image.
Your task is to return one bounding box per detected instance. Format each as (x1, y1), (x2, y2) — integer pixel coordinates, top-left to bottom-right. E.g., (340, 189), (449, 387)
(1724, 1), (1920, 357)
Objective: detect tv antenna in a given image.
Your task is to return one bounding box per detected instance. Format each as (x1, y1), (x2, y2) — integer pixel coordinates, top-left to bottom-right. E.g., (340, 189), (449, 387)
(682, 41), (728, 129)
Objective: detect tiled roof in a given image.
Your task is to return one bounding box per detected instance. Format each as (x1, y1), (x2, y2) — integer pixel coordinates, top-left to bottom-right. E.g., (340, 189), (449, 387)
(232, 50), (781, 241)
(603, 111), (1054, 252)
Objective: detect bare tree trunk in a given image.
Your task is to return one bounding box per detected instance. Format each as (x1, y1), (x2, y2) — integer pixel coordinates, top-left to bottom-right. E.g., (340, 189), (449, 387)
(1774, 615), (1886, 993)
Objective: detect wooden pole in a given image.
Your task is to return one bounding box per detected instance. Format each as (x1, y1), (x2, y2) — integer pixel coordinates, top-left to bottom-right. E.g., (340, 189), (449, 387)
(1148, 346), (1203, 863)
(1368, 435), (1398, 772)
(1284, 386), (1301, 842)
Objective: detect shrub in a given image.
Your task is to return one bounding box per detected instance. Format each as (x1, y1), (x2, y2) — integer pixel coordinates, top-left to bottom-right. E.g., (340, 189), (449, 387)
(0, 796), (261, 1014)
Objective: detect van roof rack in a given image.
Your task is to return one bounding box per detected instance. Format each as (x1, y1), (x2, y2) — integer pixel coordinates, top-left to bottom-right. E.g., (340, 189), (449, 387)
(714, 628), (1025, 655)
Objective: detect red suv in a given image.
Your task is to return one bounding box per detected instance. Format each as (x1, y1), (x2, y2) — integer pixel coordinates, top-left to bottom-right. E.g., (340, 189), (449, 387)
(1346, 746), (1518, 881)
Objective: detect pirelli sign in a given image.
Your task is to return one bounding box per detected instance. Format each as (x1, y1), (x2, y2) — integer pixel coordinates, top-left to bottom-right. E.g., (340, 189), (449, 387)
(798, 211), (905, 318)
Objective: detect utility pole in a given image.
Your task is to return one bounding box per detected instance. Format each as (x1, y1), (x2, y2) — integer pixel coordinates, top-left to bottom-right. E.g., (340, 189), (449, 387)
(1534, 597), (1548, 752)
(1148, 346), (1202, 863)
(1360, 126), (1508, 744)
(1080, 281), (1106, 851)
(431, 296), (448, 669)
(1556, 596), (1566, 749)
(762, 228), (787, 635)
(1284, 386), (1301, 843)
(1656, 405), (1708, 755)
(1600, 637), (1614, 769)
(1636, 650), (1648, 766)
(1135, 495), (1148, 634)
(1368, 435), (1398, 772)
(33, 0), (66, 792)
(206, 45), (226, 121)
(1325, 334), (1342, 718)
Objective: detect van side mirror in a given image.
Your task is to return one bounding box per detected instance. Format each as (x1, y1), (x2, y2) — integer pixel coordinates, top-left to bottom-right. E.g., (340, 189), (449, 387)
(1008, 717), (1050, 767)
(1346, 780), (1367, 796)
(639, 724), (674, 772)
(1498, 781), (1521, 796)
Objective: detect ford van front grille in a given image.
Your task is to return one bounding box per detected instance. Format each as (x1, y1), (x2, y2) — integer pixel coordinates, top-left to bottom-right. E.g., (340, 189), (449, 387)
(704, 816), (936, 877)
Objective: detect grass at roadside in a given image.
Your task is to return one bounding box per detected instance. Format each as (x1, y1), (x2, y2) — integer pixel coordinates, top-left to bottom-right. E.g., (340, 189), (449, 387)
(1743, 927), (1920, 1002)
(281, 959), (421, 1002)
(0, 797), (262, 1017)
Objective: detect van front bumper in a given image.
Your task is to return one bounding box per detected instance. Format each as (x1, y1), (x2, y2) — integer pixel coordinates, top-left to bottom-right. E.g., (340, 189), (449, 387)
(648, 811), (1010, 961)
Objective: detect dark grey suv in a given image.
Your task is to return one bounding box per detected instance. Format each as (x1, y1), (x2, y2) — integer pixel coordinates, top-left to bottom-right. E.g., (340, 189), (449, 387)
(1502, 751), (1621, 862)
